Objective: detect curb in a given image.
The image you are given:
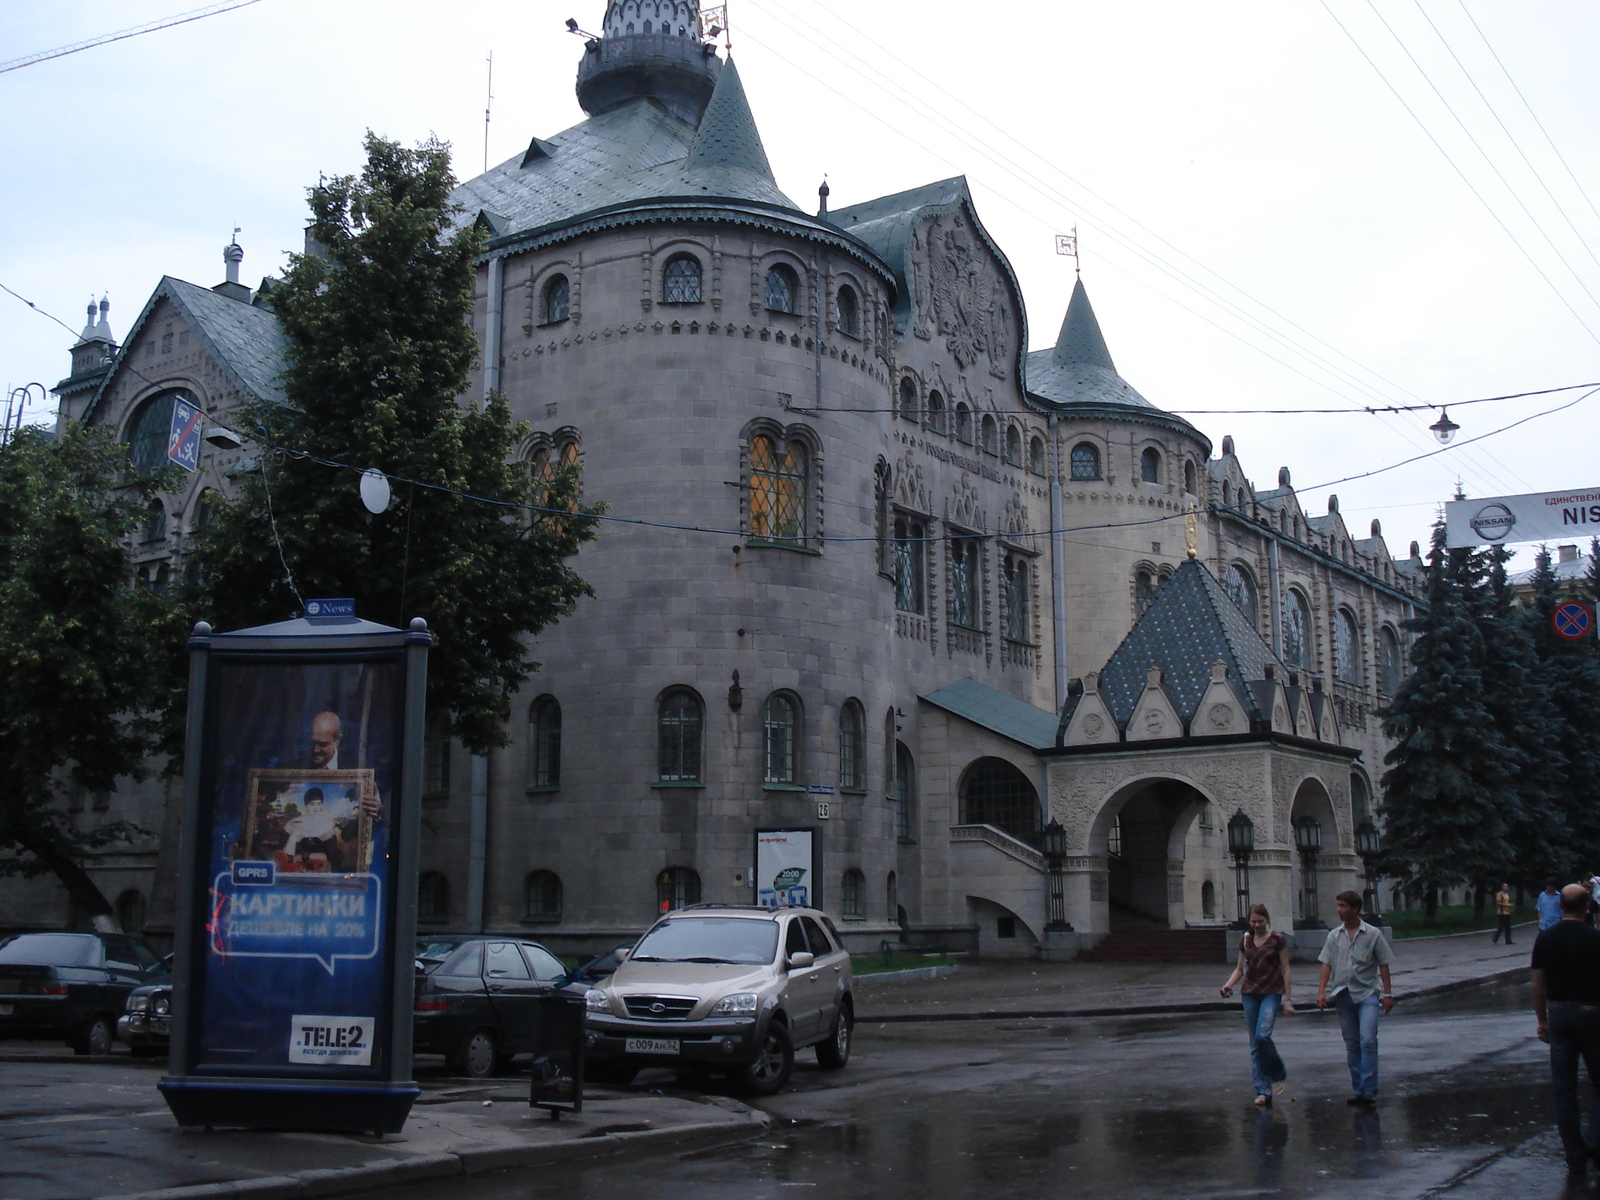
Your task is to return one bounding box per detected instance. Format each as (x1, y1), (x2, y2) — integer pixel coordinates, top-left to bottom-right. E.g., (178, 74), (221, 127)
(1392, 920), (1538, 943)
(858, 965), (1531, 1024)
(97, 1114), (767, 1200)
(854, 964), (959, 984)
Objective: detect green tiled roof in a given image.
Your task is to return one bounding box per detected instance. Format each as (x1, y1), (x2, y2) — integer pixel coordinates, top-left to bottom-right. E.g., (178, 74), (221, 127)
(921, 678), (1060, 750)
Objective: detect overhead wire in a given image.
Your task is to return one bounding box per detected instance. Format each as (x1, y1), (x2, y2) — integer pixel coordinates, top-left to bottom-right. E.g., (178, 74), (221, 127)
(0, 1), (267, 76)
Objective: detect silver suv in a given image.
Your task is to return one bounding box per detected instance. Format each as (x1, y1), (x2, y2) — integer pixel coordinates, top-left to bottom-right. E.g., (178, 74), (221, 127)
(583, 904), (853, 1095)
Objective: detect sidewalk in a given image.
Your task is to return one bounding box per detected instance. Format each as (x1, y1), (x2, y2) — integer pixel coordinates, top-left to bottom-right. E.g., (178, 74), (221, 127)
(854, 924), (1534, 1022)
(0, 1061), (766, 1200)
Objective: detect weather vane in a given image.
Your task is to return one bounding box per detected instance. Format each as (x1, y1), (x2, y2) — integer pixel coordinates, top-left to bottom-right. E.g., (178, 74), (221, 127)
(1055, 226), (1080, 275)
(700, 4), (730, 50)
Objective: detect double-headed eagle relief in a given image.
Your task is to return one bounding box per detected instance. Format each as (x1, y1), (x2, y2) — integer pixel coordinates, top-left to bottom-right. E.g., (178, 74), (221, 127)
(911, 212), (1015, 381)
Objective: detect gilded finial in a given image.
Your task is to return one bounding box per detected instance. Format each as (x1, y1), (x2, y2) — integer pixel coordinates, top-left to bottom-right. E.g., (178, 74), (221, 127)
(1185, 503), (1198, 558)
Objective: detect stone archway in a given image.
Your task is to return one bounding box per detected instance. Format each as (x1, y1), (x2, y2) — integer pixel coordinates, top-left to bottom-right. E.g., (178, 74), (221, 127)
(1088, 777), (1212, 929)
(1289, 777), (1339, 928)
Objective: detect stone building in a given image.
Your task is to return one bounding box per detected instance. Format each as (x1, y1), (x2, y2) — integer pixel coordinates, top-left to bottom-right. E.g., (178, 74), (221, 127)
(23, 3), (1425, 959)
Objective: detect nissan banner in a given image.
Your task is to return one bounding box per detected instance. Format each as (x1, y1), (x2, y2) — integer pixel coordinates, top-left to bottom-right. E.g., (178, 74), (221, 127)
(1445, 487), (1600, 549)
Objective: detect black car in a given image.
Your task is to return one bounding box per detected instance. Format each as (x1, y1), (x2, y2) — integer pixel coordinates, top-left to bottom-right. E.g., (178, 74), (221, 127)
(0, 932), (169, 1055)
(118, 982), (172, 1057)
(413, 937), (575, 1078)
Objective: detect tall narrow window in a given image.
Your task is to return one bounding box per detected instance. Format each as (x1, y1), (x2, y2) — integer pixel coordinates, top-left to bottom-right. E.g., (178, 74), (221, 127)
(1004, 556), (1030, 642)
(980, 414), (998, 456)
(1334, 609), (1360, 683)
(661, 254), (702, 303)
(657, 867), (701, 913)
(1283, 590), (1313, 669)
(658, 689), (703, 781)
(424, 717), (451, 797)
(926, 390), (946, 434)
(1223, 564), (1257, 620)
(836, 285), (859, 337)
(950, 538), (980, 629)
(894, 742), (915, 840)
(748, 435), (807, 546)
(765, 263), (797, 313)
(1029, 435), (1045, 476)
(144, 500), (167, 542)
(763, 692), (799, 784)
(898, 376), (918, 420)
(1184, 459), (1197, 495)
(841, 869), (864, 918)
(893, 516), (925, 613)
(1378, 627), (1402, 695)
(542, 274), (570, 323)
(838, 700), (865, 791)
(524, 870), (562, 921)
(1135, 570), (1158, 617)
(954, 402), (972, 444)
(528, 696), (561, 788)
(1070, 442), (1101, 481)
(1004, 425), (1022, 466)
(418, 873), (450, 923)
(1141, 447), (1162, 483)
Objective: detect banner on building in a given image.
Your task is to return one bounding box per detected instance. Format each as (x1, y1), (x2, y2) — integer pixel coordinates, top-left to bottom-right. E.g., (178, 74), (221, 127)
(755, 828), (815, 909)
(1445, 487), (1600, 548)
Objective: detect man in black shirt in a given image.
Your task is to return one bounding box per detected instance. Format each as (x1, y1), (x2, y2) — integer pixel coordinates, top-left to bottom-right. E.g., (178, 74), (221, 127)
(1531, 883), (1600, 1177)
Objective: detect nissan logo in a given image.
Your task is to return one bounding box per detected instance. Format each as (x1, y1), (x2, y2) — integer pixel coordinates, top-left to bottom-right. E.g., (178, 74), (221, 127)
(1470, 503), (1516, 541)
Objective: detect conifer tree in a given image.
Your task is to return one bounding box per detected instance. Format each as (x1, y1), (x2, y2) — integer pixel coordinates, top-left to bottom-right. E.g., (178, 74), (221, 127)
(193, 134), (601, 753)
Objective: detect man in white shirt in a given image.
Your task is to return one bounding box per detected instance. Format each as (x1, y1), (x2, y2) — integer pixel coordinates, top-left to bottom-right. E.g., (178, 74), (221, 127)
(1317, 889), (1395, 1107)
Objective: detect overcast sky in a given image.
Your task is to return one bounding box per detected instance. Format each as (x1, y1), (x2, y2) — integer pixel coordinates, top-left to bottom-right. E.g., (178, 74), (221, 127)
(4, 1), (1598, 563)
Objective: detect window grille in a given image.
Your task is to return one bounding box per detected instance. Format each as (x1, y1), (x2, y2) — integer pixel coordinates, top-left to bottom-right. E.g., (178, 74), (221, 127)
(838, 702), (864, 790)
(1283, 591), (1312, 668)
(763, 693), (798, 784)
(657, 868), (701, 913)
(662, 254), (702, 303)
(765, 264), (797, 313)
(1004, 556), (1029, 642)
(658, 689), (703, 781)
(1224, 564), (1257, 619)
(524, 870), (562, 921)
(1070, 442), (1101, 480)
(894, 517), (925, 613)
(749, 435), (807, 545)
(841, 869), (864, 917)
(893, 743), (915, 839)
(528, 696), (561, 787)
(1334, 610), (1360, 683)
(543, 275), (570, 323)
(959, 757), (1041, 845)
(950, 539), (980, 629)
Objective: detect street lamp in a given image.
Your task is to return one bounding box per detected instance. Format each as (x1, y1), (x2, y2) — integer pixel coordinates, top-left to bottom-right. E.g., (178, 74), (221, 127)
(4, 382), (48, 445)
(1227, 809), (1255, 927)
(1042, 818), (1071, 932)
(1430, 408), (1460, 445)
(1356, 820), (1385, 927)
(1294, 814), (1323, 928)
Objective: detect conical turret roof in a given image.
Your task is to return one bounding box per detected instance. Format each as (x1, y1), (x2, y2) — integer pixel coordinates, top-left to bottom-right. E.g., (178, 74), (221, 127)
(1053, 278), (1115, 370)
(679, 58), (795, 208)
(1025, 277), (1163, 413)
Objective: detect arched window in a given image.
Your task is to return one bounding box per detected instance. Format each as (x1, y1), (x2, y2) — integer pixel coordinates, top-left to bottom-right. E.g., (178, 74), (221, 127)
(527, 696), (561, 788)
(1378, 627), (1402, 695)
(763, 692), (800, 784)
(1135, 570), (1158, 617)
(1004, 425), (1023, 466)
(661, 254), (702, 303)
(424, 716), (451, 797)
(1201, 880), (1216, 920)
(191, 489), (218, 535)
(1070, 442), (1101, 481)
(1222, 480), (1233, 507)
(524, 870), (562, 922)
(836, 285), (859, 337)
(1283, 590), (1313, 669)
(543, 274), (570, 323)
(926, 390), (946, 434)
(893, 742), (915, 840)
(893, 515), (925, 614)
(1184, 460), (1197, 495)
(1141, 447), (1162, 484)
(959, 757), (1041, 845)
(765, 263), (797, 313)
(1028, 435), (1045, 476)
(1334, 609), (1360, 684)
(954, 402), (972, 444)
(657, 688), (703, 781)
(418, 872), (450, 923)
(980, 414), (998, 456)
(898, 376), (918, 421)
(838, 700), (865, 791)
(1223, 564), (1257, 620)
(748, 435), (807, 546)
(116, 889), (147, 935)
(841, 868), (865, 918)
(143, 500), (167, 542)
(1004, 555), (1029, 642)
(949, 538), (980, 629)
(657, 867), (701, 913)
(124, 390), (195, 477)
(1351, 774), (1371, 828)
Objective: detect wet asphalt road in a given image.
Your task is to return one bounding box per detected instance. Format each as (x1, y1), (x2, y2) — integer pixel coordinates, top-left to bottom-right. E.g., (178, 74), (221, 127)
(394, 977), (1591, 1200)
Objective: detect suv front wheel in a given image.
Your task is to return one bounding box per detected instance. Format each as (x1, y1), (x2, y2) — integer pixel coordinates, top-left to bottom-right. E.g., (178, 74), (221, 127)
(816, 1000), (852, 1069)
(734, 1022), (793, 1096)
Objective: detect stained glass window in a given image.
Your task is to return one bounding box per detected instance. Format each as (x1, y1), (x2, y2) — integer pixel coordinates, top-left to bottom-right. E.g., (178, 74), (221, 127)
(766, 264), (797, 313)
(749, 435), (807, 545)
(894, 517), (924, 613)
(950, 539), (980, 629)
(1224, 564), (1257, 620)
(1004, 556), (1029, 642)
(1378, 627), (1402, 694)
(1283, 590), (1313, 668)
(543, 275), (569, 323)
(1334, 609), (1360, 683)
(662, 254), (702, 303)
(1071, 443), (1100, 480)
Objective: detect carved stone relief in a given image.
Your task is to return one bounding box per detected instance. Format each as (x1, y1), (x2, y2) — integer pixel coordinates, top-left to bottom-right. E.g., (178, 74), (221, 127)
(915, 211), (1015, 379)
(894, 451), (929, 513)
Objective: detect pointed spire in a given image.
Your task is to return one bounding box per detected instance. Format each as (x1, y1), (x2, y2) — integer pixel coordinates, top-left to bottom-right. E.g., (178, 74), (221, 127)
(94, 296), (112, 341)
(79, 299), (98, 341)
(1052, 277), (1115, 371)
(681, 58), (788, 206)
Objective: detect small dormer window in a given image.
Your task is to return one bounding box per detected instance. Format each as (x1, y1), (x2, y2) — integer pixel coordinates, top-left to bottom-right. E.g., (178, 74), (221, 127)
(543, 274), (570, 324)
(662, 254), (702, 303)
(836, 285), (859, 337)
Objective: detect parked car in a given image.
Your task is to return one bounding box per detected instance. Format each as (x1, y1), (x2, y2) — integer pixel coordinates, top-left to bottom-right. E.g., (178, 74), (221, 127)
(0, 932), (169, 1055)
(416, 935), (472, 973)
(564, 944), (634, 988)
(582, 904), (853, 1095)
(413, 937), (577, 1078)
(118, 982), (172, 1057)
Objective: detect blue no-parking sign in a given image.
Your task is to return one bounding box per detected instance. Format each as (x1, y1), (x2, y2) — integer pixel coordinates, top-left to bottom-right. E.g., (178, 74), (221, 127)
(167, 396), (203, 471)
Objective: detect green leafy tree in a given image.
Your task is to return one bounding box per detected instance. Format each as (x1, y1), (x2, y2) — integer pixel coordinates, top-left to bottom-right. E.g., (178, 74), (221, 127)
(193, 134), (600, 753)
(0, 425), (186, 927)
(1378, 523), (1524, 920)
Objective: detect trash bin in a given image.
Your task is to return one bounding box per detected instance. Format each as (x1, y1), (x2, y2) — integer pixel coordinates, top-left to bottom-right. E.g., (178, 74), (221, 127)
(530, 991), (585, 1116)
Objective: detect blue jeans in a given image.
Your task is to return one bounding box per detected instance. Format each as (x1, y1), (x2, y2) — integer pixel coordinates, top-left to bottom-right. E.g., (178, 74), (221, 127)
(1334, 990), (1381, 1098)
(1242, 992), (1287, 1096)
(1548, 1001), (1600, 1171)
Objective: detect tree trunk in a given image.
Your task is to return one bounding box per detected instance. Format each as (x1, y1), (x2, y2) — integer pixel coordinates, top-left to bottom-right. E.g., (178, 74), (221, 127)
(13, 832), (120, 932)
(1473, 883), (1487, 920)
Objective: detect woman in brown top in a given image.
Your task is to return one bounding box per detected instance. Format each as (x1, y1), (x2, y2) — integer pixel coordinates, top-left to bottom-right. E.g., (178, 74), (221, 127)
(1220, 902), (1295, 1105)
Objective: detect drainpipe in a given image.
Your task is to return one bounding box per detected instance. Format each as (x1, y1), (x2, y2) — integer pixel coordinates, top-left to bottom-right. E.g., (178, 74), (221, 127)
(466, 754), (489, 933)
(1049, 412), (1068, 709)
(1268, 537), (1283, 658)
(483, 255), (504, 399)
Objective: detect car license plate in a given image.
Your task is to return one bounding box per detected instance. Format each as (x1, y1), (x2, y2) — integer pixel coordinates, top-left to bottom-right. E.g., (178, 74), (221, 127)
(625, 1037), (679, 1055)
(0, 1004), (12, 1016)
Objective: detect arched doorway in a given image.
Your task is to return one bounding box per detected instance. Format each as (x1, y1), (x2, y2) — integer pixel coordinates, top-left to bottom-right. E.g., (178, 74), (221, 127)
(1089, 778), (1212, 928)
(1289, 778), (1338, 928)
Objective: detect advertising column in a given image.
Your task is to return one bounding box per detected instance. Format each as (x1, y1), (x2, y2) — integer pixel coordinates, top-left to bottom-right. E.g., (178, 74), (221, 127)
(160, 611), (429, 1134)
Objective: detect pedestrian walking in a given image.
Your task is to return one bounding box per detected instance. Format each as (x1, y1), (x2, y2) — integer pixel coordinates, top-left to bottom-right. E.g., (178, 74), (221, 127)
(1316, 890), (1395, 1107)
(1538, 880), (1563, 932)
(1220, 903), (1295, 1106)
(1531, 883), (1600, 1180)
(1492, 882), (1515, 944)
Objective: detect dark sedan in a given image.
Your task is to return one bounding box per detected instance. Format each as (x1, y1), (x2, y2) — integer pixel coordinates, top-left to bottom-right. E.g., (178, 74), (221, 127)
(413, 938), (575, 1078)
(0, 932), (169, 1054)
